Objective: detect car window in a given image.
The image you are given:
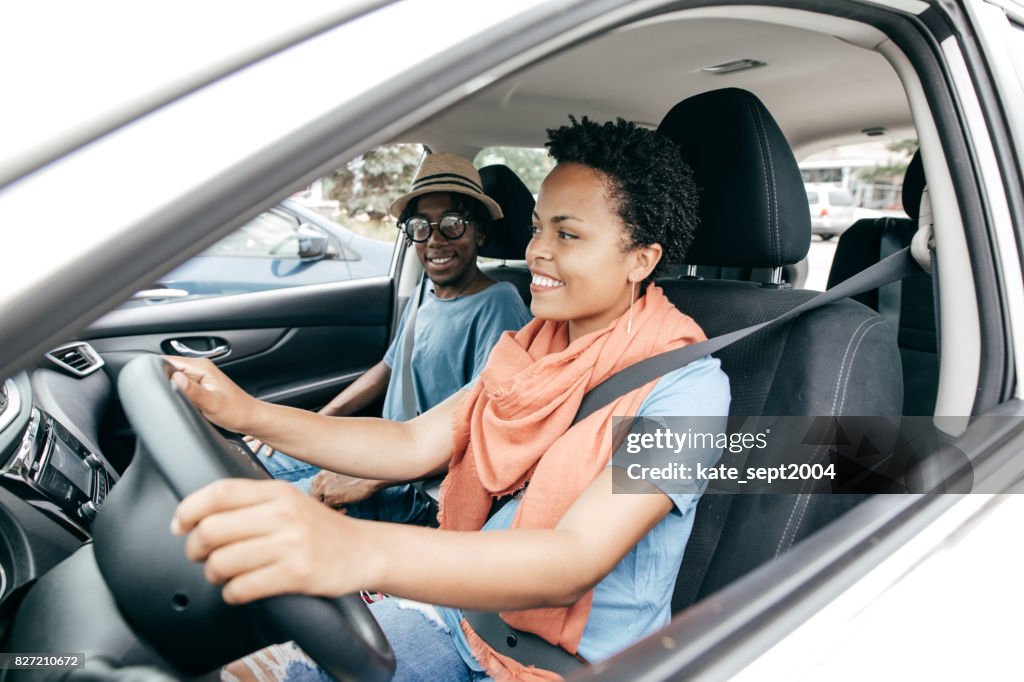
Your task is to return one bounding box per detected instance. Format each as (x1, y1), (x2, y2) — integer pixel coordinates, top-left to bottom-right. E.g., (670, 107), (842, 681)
(806, 191), (819, 203)
(204, 209), (304, 258)
(129, 144), (422, 306)
(475, 146), (554, 195)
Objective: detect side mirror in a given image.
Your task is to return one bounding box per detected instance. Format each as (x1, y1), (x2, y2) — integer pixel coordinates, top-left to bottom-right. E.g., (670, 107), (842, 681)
(296, 223), (328, 261)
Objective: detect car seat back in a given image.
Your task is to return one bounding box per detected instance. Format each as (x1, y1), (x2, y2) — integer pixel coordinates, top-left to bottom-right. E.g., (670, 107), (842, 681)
(827, 152), (937, 415)
(655, 89), (903, 610)
(479, 164), (534, 306)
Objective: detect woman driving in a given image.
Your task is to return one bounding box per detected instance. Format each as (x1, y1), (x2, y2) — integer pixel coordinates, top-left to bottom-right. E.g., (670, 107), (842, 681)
(169, 116), (731, 681)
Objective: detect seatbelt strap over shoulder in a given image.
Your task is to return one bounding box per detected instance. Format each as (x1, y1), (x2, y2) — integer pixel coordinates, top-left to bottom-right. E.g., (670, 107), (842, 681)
(400, 277), (425, 420)
(878, 218), (904, 335)
(572, 247), (923, 425)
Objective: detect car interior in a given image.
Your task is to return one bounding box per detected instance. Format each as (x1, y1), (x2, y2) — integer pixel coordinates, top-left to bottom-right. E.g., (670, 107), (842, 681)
(0, 2), (1018, 680)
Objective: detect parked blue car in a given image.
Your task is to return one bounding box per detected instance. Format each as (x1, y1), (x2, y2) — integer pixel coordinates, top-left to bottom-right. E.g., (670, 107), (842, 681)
(135, 199), (393, 303)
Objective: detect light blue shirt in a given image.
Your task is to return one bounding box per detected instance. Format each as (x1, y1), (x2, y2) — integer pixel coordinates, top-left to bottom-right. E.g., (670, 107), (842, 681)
(437, 354), (731, 667)
(382, 280), (532, 421)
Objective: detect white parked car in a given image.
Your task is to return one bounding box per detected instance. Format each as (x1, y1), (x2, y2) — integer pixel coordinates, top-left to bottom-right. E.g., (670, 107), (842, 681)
(805, 183), (857, 240)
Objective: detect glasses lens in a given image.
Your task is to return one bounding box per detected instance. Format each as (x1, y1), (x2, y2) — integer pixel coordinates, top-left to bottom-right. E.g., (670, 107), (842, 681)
(405, 217), (431, 242)
(438, 214), (467, 240)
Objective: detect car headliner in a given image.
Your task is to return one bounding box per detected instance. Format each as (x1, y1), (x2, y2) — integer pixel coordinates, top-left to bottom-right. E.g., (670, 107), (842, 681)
(401, 10), (914, 159)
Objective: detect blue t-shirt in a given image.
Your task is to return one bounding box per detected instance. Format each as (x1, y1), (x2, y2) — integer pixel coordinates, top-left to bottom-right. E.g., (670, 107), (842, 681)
(382, 280), (532, 421)
(436, 354), (731, 667)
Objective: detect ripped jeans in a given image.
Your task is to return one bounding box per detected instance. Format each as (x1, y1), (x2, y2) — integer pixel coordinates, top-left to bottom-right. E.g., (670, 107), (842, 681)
(222, 598), (491, 682)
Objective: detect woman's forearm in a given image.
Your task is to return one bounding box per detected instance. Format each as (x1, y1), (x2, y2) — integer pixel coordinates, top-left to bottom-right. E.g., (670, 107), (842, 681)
(354, 522), (599, 610)
(247, 393), (460, 482)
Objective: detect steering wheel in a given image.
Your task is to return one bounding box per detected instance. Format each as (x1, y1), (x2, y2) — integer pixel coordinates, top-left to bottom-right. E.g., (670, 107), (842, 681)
(95, 354), (395, 681)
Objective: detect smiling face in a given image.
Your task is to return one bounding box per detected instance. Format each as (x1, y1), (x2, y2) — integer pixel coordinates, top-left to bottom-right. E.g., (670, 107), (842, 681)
(410, 192), (485, 297)
(527, 162), (662, 342)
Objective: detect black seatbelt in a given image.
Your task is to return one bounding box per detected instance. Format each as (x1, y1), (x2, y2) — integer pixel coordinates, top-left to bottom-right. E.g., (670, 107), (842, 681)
(400, 276), (425, 420)
(464, 247), (924, 673)
(399, 276), (444, 518)
(572, 246), (922, 426)
(878, 218), (904, 335)
(462, 611), (585, 675)
(670, 493), (735, 611)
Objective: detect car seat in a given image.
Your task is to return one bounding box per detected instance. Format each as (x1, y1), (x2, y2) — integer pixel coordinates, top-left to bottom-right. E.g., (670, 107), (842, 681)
(655, 88), (904, 610)
(826, 151), (937, 415)
(479, 164), (534, 306)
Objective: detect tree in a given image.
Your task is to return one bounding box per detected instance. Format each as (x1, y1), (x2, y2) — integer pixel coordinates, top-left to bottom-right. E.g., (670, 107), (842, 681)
(326, 144), (425, 221)
(856, 138), (918, 183)
(475, 146), (554, 194)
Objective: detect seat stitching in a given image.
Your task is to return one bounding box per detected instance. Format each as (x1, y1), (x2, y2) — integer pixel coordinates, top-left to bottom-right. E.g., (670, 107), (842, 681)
(837, 319), (886, 414)
(756, 106), (781, 263)
(830, 317), (874, 414)
(780, 316), (872, 555)
(745, 97), (774, 262)
(778, 318), (889, 556)
(775, 494), (810, 557)
(748, 98), (780, 263)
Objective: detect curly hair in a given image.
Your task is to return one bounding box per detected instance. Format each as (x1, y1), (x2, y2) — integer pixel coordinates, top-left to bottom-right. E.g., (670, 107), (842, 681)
(398, 193), (492, 246)
(545, 116), (698, 281)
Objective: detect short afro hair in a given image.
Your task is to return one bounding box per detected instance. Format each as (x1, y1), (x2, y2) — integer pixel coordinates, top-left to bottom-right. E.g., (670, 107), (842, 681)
(545, 116), (698, 280)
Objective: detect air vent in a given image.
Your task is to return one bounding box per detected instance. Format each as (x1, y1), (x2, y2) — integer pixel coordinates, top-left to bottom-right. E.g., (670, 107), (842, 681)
(46, 342), (104, 377)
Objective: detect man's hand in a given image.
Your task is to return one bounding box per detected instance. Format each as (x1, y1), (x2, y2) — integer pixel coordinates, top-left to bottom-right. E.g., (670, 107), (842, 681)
(164, 357), (261, 434)
(310, 471), (385, 507)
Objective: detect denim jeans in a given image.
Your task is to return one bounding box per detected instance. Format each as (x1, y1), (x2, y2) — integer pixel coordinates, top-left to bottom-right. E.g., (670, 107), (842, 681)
(259, 450), (436, 527)
(260, 598), (490, 682)
(258, 450), (319, 494)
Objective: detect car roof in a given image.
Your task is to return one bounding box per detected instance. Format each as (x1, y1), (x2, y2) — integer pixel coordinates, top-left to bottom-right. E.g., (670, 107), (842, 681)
(401, 10), (914, 160)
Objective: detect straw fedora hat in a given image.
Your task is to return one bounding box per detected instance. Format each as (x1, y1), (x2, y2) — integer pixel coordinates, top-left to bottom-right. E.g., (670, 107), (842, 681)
(389, 153), (503, 220)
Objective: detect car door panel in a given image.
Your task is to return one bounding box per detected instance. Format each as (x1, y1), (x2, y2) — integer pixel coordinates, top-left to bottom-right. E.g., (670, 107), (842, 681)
(82, 276), (394, 410)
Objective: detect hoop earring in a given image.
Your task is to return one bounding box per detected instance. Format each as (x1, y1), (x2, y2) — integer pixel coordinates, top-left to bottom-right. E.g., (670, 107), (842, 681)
(627, 279), (637, 335)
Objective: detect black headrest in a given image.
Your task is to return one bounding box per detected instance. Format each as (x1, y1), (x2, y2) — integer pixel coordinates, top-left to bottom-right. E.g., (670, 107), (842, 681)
(902, 150), (924, 221)
(479, 164), (534, 260)
(657, 88), (810, 268)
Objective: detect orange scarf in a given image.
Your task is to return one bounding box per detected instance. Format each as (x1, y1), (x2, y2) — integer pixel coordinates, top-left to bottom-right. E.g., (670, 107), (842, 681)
(438, 285), (706, 681)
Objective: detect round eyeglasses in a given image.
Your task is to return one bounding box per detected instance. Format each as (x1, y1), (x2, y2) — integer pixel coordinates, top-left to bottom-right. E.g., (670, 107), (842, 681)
(400, 212), (470, 243)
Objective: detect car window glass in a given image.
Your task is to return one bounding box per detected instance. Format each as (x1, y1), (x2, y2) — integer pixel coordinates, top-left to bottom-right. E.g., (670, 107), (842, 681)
(127, 144), (422, 306)
(799, 138), (918, 291)
(474, 146), (554, 195)
(203, 210), (303, 258)
(328, 144), (427, 242)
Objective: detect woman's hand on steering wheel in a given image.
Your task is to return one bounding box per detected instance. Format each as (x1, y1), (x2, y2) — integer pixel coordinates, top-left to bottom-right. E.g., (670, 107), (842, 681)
(165, 356), (262, 434)
(171, 478), (376, 605)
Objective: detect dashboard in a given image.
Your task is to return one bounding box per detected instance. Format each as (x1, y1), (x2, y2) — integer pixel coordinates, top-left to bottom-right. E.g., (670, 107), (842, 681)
(0, 344), (122, 606)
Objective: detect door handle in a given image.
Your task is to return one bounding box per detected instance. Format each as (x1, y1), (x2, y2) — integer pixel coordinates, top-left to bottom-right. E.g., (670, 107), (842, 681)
(131, 288), (190, 301)
(168, 339), (230, 359)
